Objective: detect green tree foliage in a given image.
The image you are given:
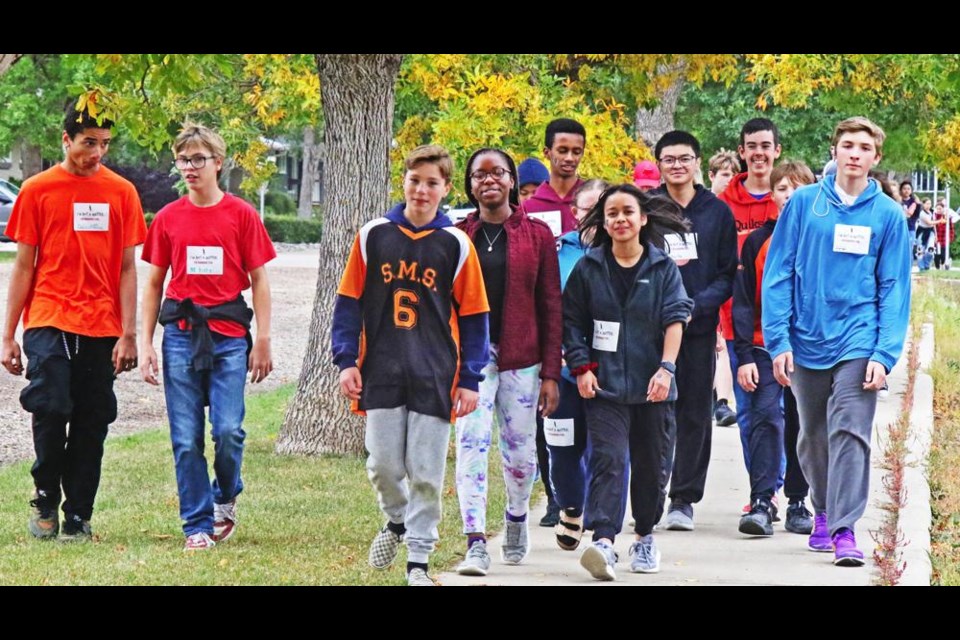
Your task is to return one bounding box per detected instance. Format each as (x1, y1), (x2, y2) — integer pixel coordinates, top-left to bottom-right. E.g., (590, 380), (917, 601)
(0, 55), (80, 159)
(81, 54), (321, 197)
(748, 54), (960, 176)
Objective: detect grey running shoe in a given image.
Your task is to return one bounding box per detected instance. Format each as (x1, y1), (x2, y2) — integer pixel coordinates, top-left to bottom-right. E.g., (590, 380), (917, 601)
(58, 514), (92, 543)
(739, 499), (774, 536)
(28, 490), (59, 540)
(664, 502), (695, 531)
(500, 520), (529, 565)
(457, 540), (492, 576)
(628, 536), (661, 573)
(368, 525), (403, 569)
(407, 567), (436, 586)
(580, 540), (618, 581)
(785, 501), (814, 535)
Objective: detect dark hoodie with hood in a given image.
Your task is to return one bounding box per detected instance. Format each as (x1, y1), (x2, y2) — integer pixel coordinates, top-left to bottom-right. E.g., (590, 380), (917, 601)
(650, 184), (738, 336)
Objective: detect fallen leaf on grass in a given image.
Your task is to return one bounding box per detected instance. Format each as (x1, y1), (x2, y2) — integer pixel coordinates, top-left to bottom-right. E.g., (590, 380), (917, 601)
(150, 534), (174, 540)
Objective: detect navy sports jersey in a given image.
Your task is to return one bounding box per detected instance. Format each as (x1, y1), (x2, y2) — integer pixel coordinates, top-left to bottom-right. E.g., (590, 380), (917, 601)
(335, 206), (489, 421)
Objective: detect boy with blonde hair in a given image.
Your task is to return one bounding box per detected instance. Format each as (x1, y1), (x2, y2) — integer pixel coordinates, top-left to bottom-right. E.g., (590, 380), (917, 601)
(333, 144), (489, 585)
(141, 123), (275, 551)
(762, 118), (911, 565)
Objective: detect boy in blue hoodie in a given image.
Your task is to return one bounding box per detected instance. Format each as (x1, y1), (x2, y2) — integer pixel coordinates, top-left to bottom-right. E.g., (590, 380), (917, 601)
(762, 117), (911, 566)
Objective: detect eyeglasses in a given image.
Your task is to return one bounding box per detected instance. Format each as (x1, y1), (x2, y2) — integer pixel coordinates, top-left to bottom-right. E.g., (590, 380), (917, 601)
(470, 167), (512, 182)
(175, 155), (217, 170)
(658, 155), (697, 167)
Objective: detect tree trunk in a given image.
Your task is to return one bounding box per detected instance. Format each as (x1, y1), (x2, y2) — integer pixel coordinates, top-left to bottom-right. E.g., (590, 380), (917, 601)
(20, 142), (42, 179)
(276, 54), (403, 456)
(0, 54), (23, 78)
(297, 126), (321, 219)
(635, 66), (686, 150)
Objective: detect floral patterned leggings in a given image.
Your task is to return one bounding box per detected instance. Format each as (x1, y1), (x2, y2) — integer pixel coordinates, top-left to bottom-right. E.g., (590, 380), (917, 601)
(455, 346), (541, 534)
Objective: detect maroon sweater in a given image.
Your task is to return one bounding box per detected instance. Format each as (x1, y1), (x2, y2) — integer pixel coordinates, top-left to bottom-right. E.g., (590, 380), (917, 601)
(458, 206), (562, 381)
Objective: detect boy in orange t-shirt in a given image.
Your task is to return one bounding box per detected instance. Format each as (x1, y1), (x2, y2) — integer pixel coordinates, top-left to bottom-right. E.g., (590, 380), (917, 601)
(1, 102), (146, 541)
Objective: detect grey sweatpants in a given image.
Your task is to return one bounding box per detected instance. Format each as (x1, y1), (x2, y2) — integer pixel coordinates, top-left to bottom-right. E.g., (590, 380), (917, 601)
(791, 358), (877, 536)
(365, 407), (450, 564)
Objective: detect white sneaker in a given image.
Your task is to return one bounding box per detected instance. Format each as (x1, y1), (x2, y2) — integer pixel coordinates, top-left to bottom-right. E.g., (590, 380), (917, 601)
(213, 499), (237, 542)
(407, 567), (436, 586)
(457, 540), (492, 575)
(184, 532), (216, 551)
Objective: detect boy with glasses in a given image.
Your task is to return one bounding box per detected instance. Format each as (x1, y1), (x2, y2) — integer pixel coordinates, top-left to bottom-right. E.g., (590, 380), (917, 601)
(651, 131), (738, 531)
(140, 123), (275, 551)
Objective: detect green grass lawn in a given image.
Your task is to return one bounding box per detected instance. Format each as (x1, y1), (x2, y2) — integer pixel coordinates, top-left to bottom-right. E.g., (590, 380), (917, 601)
(0, 386), (522, 585)
(0, 251), (16, 263)
(918, 267), (960, 280)
(912, 278), (960, 585)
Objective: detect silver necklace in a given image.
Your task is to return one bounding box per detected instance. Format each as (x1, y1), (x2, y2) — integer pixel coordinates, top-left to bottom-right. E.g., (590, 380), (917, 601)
(481, 225), (504, 252)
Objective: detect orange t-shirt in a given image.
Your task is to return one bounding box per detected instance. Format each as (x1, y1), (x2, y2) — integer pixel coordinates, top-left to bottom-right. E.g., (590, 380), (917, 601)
(6, 164), (147, 337)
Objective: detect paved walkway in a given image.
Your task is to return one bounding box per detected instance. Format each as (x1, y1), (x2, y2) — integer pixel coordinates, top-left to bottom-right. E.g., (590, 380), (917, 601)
(440, 353), (913, 586)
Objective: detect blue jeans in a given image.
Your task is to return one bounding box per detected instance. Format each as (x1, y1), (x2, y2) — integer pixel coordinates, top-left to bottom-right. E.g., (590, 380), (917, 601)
(162, 324), (248, 536)
(727, 341), (785, 491)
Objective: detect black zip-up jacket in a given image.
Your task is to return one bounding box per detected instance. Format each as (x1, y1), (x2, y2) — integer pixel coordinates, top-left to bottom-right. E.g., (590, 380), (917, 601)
(563, 243), (693, 404)
(650, 185), (738, 336)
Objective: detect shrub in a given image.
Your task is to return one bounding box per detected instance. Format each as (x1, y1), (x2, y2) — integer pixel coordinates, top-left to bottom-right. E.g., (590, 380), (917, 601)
(263, 215), (322, 243)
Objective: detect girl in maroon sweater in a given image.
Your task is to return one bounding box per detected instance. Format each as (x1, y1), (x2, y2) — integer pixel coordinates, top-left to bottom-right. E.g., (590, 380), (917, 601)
(453, 148), (562, 576)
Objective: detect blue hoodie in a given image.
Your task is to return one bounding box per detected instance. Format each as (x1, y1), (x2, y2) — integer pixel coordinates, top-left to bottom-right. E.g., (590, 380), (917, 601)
(557, 230), (587, 291)
(761, 176), (911, 372)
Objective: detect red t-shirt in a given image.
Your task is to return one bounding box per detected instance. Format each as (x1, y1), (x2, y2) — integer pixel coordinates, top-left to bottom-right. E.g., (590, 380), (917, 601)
(6, 164), (146, 337)
(141, 193), (276, 337)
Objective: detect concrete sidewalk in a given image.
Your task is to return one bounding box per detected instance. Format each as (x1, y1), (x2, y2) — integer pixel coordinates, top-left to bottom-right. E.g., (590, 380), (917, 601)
(439, 353), (915, 586)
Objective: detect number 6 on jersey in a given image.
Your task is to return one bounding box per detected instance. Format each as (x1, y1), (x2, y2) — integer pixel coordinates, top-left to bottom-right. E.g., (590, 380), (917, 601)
(393, 289), (419, 329)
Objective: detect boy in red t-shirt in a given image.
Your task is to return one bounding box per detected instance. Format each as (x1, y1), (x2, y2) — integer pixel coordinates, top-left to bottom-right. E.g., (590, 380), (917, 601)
(140, 124), (275, 551)
(2, 102), (146, 542)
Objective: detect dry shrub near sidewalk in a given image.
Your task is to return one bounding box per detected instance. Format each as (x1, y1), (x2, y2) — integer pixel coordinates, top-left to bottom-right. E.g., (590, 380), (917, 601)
(870, 331), (918, 586)
(916, 279), (960, 585)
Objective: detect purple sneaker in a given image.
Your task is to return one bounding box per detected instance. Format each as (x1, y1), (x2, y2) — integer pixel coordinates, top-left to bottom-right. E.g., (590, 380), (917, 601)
(832, 528), (865, 566)
(808, 512), (832, 552)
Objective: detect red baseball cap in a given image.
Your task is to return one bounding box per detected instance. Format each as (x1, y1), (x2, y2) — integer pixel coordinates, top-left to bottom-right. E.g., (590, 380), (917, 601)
(633, 160), (661, 189)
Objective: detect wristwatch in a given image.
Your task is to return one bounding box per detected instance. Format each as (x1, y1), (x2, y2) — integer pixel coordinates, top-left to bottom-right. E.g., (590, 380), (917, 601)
(660, 361), (676, 375)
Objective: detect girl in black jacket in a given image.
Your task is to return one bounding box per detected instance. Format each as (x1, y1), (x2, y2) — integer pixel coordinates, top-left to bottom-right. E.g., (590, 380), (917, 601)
(563, 184), (693, 581)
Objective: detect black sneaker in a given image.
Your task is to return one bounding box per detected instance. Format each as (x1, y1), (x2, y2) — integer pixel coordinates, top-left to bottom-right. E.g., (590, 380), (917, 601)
(714, 399), (737, 427)
(738, 499), (774, 536)
(59, 514), (92, 543)
(784, 501), (814, 534)
(539, 499), (560, 527)
(28, 490), (60, 539)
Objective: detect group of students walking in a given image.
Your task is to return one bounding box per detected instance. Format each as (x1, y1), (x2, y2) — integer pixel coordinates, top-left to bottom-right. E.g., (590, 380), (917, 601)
(2, 104), (273, 552)
(337, 115), (912, 585)
(0, 100), (912, 587)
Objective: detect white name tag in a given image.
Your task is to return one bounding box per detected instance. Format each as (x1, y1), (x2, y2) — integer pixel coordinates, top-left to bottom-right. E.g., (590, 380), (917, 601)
(664, 233), (698, 261)
(73, 203), (109, 231)
(833, 224), (871, 255)
(186, 246), (224, 275)
(543, 418), (575, 447)
(527, 210), (563, 237)
(592, 320), (620, 352)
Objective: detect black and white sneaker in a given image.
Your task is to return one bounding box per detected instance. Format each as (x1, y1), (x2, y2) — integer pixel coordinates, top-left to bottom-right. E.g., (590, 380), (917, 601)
(368, 525), (403, 569)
